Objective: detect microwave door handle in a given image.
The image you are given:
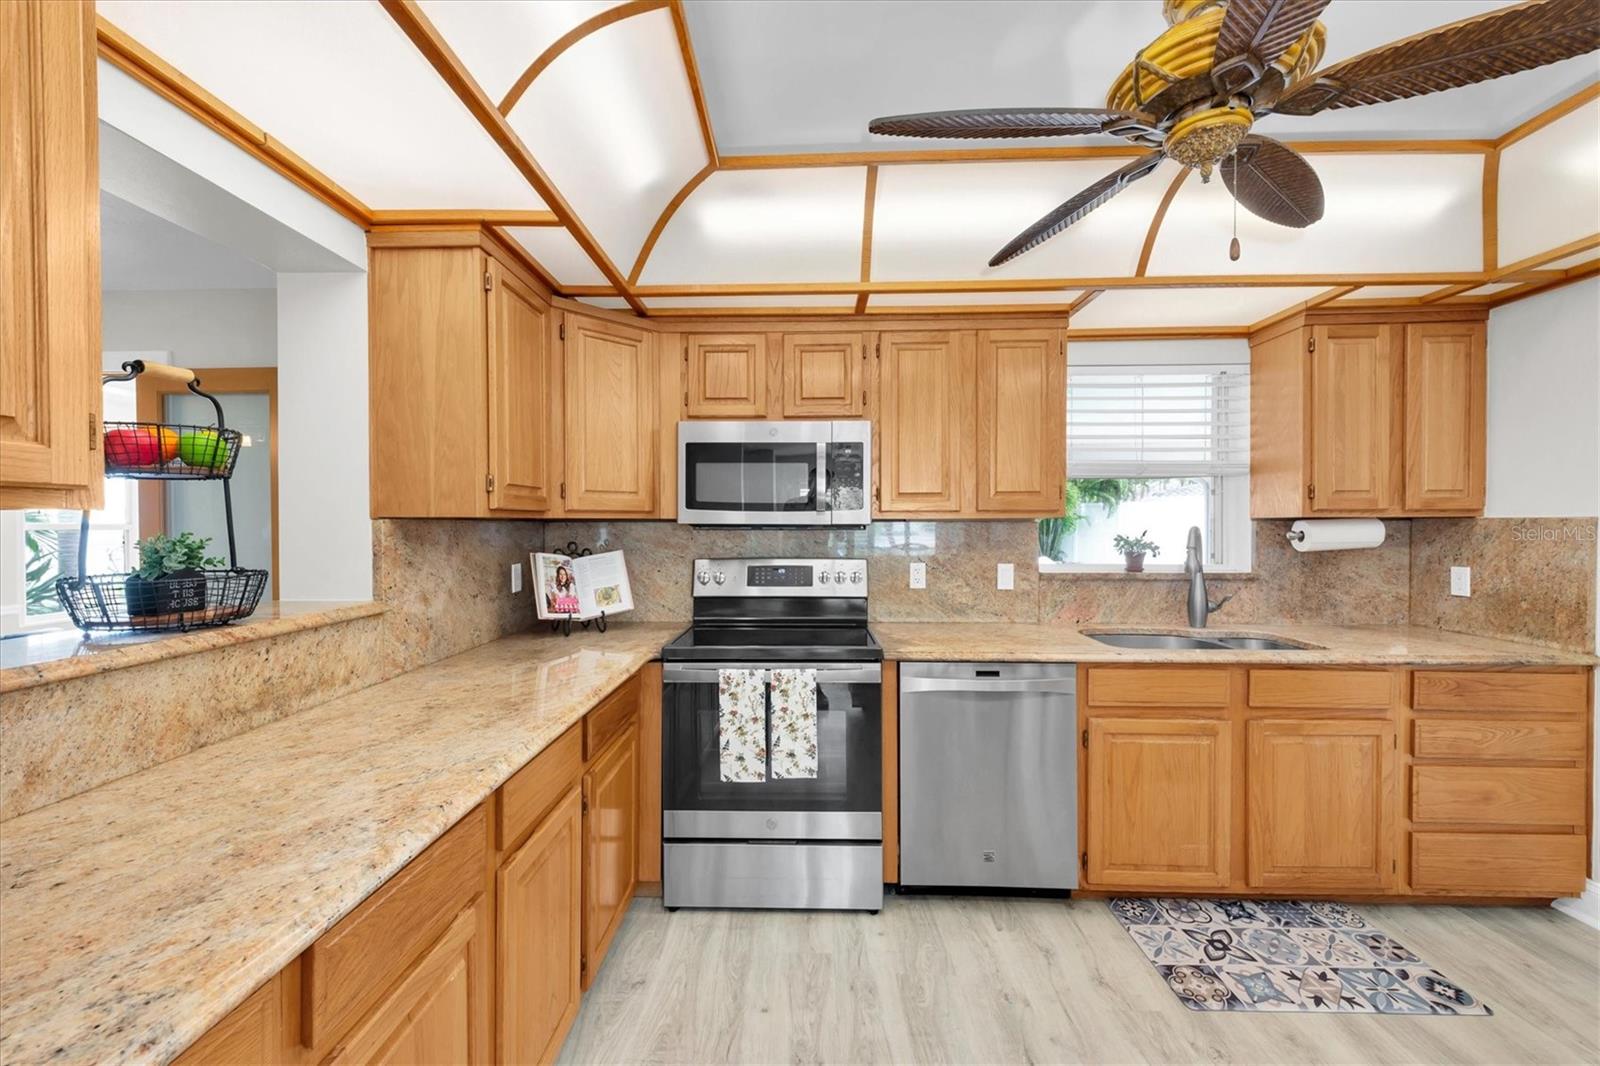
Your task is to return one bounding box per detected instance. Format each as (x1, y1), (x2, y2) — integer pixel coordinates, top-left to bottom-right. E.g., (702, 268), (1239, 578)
(815, 441), (829, 514)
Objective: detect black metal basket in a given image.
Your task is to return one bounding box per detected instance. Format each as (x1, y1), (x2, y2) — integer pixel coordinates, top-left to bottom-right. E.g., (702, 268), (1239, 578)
(55, 568), (269, 633)
(103, 421), (243, 479)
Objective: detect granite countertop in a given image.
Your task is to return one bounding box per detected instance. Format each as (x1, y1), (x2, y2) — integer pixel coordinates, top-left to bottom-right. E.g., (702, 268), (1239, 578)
(873, 622), (1598, 666)
(0, 622), (684, 1066)
(0, 601), (388, 693)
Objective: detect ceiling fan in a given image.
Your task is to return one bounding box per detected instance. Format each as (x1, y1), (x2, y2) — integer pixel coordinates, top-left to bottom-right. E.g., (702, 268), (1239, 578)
(867, 0), (1600, 265)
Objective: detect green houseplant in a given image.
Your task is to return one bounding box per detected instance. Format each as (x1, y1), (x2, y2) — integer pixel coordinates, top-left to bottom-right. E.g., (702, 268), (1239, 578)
(1111, 530), (1160, 573)
(125, 532), (225, 616)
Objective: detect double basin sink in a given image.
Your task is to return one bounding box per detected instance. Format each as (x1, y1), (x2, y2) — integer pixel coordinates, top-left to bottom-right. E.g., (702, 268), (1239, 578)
(1086, 630), (1319, 652)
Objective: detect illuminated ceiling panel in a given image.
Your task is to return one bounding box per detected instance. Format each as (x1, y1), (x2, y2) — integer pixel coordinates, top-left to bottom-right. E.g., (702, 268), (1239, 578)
(501, 226), (607, 286)
(1070, 287), (1329, 328)
(870, 290), (1082, 306)
(1499, 98), (1600, 267)
(645, 295), (858, 308)
(418, 0), (626, 104)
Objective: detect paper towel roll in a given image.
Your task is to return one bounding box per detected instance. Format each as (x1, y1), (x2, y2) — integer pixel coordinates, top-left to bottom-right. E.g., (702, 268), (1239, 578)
(1286, 518), (1386, 552)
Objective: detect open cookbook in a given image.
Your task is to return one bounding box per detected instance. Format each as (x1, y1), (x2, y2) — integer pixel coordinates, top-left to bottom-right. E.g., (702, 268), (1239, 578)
(531, 550), (634, 621)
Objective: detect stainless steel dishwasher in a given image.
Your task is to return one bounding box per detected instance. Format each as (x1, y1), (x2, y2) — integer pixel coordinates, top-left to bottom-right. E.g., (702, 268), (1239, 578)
(899, 662), (1077, 891)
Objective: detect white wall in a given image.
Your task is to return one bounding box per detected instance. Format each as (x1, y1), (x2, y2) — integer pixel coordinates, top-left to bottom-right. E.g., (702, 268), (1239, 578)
(102, 289), (278, 371)
(1484, 278), (1600, 518)
(276, 273), (372, 602)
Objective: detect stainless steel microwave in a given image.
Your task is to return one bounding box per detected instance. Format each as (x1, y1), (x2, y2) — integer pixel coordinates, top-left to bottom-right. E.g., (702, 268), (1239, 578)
(677, 420), (871, 526)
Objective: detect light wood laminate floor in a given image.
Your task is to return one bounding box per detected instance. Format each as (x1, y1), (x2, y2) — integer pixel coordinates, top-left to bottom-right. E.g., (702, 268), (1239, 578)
(561, 895), (1599, 1065)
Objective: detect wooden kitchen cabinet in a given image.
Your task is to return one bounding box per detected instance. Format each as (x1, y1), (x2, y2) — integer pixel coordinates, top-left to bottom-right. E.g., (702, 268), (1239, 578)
(684, 333), (767, 417)
(498, 787), (583, 1064)
(583, 721), (639, 988)
(1246, 718), (1396, 892)
(368, 232), (553, 518)
(877, 331), (972, 515)
(1249, 308), (1486, 518)
(782, 332), (867, 417)
(173, 972), (284, 1066)
(560, 312), (658, 515)
(1084, 716), (1232, 889)
(974, 329), (1065, 514)
(0, 0), (102, 510)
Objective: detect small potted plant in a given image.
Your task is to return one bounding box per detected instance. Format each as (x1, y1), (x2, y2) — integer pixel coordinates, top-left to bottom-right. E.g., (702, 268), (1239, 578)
(125, 532), (225, 617)
(1112, 530), (1160, 573)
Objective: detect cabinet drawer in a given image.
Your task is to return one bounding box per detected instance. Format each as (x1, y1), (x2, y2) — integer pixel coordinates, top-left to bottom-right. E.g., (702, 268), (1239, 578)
(1411, 832), (1586, 896)
(499, 724), (583, 849)
(1412, 717), (1586, 764)
(1413, 670), (1587, 712)
(584, 674), (641, 760)
(302, 806), (486, 1051)
(1085, 667), (1230, 708)
(1412, 765), (1585, 828)
(1249, 669), (1392, 709)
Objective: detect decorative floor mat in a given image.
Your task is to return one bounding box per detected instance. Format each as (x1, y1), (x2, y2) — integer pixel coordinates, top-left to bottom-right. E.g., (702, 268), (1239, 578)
(1108, 897), (1492, 1015)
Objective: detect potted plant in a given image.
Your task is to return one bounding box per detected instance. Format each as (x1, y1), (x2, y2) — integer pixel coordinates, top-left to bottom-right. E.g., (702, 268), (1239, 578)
(125, 532), (225, 616)
(1111, 530), (1160, 573)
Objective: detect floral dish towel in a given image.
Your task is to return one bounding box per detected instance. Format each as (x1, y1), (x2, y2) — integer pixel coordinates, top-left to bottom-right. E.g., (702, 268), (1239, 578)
(718, 668), (767, 782)
(769, 668), (818, 779)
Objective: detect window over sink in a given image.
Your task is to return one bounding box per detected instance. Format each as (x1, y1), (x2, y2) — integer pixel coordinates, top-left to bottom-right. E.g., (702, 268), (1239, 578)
(1040, 350), (1251, 573)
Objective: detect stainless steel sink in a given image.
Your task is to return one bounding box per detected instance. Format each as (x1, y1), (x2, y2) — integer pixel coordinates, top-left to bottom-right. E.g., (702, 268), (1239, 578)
(1085, 630), (1319, 652)
(1206, 635), (1308, 651)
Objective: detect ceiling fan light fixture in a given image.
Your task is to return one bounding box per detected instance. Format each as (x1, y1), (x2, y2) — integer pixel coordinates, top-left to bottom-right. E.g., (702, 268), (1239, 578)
(1165, 104), (1253, 172)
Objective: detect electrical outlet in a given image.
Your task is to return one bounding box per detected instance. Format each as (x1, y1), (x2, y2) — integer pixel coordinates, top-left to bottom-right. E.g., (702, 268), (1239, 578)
(997, 563), (1015, 590)
(511, 562), (523, 594)
(909, 561), (927, 590)
(1450, 566), (1471, 597)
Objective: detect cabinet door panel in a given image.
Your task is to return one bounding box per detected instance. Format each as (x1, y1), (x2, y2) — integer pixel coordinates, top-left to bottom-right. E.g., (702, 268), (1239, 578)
(563, 314), (656, 513)
(487, 261), (551, 512)
(782, 333), (865, 417)
(583, 724), (638, 987)
(1086, 717), (1231, 888)
(877, 331), (971, 514)
(685, 334), (766, 417)
(499, 787), (583, 1065)
(975, 329), (1064, 514)
(1404, 322), (1485, 512)
(1310, 324), (1399, 512)
(1247, 718), (1394, 891)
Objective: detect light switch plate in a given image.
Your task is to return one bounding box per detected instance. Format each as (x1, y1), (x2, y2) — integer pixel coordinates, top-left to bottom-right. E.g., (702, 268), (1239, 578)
(909, 561), (927, 590)
(511, 562), (523, 594)
(997, 563), (1015, 590)
(1450, 566), (1470, 597)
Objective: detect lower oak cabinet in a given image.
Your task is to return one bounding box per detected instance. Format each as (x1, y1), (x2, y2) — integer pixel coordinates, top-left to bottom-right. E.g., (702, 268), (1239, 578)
(498, 786), (583, 1063)
(583, 713), (640, 989)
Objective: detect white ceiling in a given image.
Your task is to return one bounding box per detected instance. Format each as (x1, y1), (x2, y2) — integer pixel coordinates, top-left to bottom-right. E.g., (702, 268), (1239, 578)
(101, 191), (277, 291)
(683, 0), (1600, 155)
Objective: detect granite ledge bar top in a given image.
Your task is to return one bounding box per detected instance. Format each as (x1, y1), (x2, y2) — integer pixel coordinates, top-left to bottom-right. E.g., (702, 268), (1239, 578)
(872, 622), (1597, 666)
(0, 601), (388, 693)
(0, 622), (684, 1066)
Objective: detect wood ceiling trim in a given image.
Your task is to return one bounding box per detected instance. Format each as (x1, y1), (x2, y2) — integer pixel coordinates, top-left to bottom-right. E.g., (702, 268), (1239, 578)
(855, 165), (879, 314)
(1066, 290), (1103, 317)
(1135, 168), (1191, 277)
(631, 273), (1487, 297)
(863, 303), (1075, 316)
(648, 306), (859, 318)
(1248, 284), (1361, 332)
(96, 17), (373, 228)
(1481, 147), (1500, 272)
(668, 0), (718, 167)
(1495, 80), (1600, 150)
(1066, 326), (1253, 340)
(1492, 233), (1600, 279)
(1487, 257), (1600, 307)
(367, 209), (561, 226)
(1418, 281), (1481, 304)
(381, 0), (646, 314)
(497, 0), (667, 115)
(628, 162), (715, 285)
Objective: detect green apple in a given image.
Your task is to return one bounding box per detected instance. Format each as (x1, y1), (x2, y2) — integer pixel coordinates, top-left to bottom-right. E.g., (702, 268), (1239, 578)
(178, 429), (231, 470)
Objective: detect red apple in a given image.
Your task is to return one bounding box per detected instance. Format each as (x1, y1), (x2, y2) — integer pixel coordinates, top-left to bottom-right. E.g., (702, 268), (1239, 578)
(105, 427), (161, 467)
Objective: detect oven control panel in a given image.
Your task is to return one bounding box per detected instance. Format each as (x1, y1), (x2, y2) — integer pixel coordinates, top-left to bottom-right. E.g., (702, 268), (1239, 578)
(693, 558), (867, 597)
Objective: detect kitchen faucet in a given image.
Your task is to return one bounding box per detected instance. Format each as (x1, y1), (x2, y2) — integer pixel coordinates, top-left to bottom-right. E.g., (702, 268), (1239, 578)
(1184, 526), (1232, 628)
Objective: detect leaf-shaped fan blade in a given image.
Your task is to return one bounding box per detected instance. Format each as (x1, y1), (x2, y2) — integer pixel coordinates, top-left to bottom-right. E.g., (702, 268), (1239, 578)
(869, 107), (1136, 139)
(1276, 0), (1600, 115)
(988, 152), (1164, 267)
(1213, 0), (1333, 75)
(1221, 136), (1325, 228)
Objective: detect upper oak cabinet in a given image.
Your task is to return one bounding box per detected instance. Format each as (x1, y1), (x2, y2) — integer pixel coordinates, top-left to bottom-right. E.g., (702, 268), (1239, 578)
(782, 333), (867, 418)
(1249, 308), (1486, 518)
(0, 0), (103, 510)
(369, 231), (553, 519)
(683, 333), (767, 418)
(560, 313), (658, 515)
(876, 328), (1066, 518)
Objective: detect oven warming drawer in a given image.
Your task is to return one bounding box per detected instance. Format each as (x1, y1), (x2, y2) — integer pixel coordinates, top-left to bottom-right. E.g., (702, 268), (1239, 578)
(664, 842), (883, 911)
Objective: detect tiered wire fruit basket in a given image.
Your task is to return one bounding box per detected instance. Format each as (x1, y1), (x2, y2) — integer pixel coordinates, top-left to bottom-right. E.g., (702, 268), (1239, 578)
(56, 361), (269, 633)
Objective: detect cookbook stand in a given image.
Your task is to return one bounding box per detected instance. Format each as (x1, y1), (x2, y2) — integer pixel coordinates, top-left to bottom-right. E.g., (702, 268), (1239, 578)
(548, 541), (607, 637)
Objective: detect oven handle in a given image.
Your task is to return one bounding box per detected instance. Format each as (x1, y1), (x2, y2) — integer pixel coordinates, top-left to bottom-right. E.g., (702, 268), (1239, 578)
(899, 676), (1076, 695)
(815, 440), (829, 514)
(662, 663), (882, 685)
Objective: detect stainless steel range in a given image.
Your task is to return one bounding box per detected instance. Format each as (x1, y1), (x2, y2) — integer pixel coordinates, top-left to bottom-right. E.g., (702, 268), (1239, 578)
(660, 558), (883, 912)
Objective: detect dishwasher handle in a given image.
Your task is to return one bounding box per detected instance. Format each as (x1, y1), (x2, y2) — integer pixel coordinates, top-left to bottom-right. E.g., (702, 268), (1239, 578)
(900, 676), (1076, 695)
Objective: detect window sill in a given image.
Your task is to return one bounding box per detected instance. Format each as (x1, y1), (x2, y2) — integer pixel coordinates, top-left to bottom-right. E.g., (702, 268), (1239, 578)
(1037, 564), (1257, 581)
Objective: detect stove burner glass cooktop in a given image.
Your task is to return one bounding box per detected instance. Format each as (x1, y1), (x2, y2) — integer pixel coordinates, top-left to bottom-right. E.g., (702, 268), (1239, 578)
(662, 625), (882, 663)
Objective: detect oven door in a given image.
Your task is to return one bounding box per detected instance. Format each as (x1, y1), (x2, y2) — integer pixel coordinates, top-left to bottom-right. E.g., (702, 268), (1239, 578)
(677, 421), (830, 525)
(662, 662), (882, 841)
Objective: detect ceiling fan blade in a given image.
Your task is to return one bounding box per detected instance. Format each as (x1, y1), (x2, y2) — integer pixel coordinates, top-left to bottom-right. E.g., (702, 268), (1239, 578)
(1213, 0), (1332, 84)
(1221, 135), (1325, 228)
(868, 107), (1138, 139)
(1276, 0), (1600, 115)
(988, 152), (1164, 267)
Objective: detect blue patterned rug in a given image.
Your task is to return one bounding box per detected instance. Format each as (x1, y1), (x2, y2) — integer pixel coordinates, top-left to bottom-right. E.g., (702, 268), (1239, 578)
(1109, 897), (1492, 1015)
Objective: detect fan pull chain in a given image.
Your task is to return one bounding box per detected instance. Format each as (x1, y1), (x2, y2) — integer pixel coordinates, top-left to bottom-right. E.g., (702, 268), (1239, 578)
(1228, 151), (1241, 262)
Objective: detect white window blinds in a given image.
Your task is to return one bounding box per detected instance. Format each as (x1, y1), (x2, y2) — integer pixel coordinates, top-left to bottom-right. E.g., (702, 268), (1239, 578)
(1067, 364), (1250, 478)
